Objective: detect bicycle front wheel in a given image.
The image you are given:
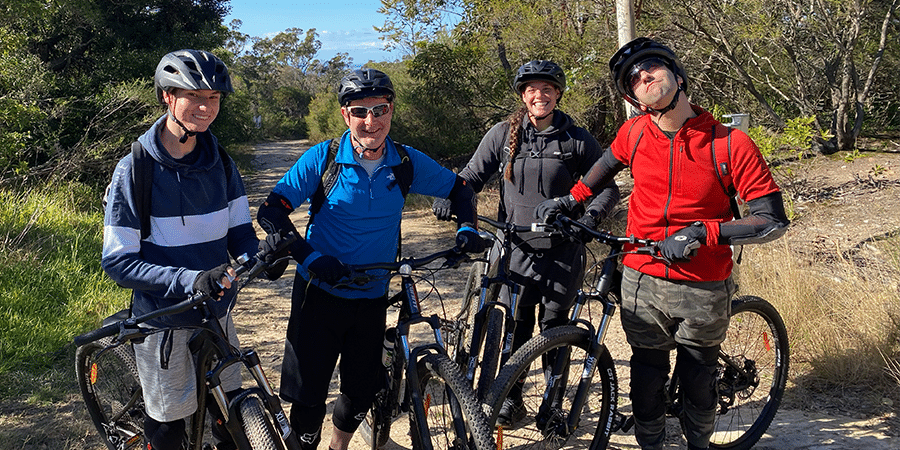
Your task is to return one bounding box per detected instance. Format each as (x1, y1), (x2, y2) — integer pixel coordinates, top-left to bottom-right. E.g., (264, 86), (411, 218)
(703, 295), (790, 449)
(485, 326), (617, 450)
(411, 353), (495, 450)
(75, 338), (146, 450)
(239, 395), (283, 450)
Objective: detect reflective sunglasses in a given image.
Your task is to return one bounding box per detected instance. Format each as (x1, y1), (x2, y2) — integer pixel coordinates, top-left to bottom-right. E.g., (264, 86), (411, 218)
(346, 103), (391, 119)
(627, 58), (667, 88)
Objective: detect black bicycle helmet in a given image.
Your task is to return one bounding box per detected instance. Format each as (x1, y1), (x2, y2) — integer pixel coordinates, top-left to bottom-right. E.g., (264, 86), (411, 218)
(513, 60), (566, 95)
(155, 50), (233, 104)
(609, 37), (688, 108)
(338, 69), (395, 106)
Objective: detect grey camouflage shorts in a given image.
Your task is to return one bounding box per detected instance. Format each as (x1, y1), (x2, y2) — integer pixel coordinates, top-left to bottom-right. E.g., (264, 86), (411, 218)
(619, 266), (735, 350)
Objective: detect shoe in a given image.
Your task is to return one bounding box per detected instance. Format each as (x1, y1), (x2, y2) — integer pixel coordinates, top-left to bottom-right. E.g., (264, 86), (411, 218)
(496, 397), (526, 427)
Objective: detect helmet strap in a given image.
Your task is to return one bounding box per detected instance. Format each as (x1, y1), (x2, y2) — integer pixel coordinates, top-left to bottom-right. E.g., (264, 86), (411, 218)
(166, 94), (198, 144)
(644, 87), (681, 115)
(351, 133), (383, 157)
(171, 114), (198, 143)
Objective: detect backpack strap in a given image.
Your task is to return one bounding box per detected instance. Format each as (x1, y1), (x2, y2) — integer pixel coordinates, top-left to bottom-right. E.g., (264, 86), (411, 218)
(131, 141), (154, 241)
(131, 141), (232, 241)
(307, 138), (414, 259)
(308, 138), (341, 220)
(710, 124), (741, 220)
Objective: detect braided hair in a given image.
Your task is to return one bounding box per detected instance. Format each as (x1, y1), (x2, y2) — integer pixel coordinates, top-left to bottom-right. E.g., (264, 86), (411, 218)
(503, 106), (529, 182)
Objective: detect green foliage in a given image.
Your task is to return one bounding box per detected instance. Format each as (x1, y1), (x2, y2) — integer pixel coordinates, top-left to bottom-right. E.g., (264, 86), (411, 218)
(0, 182), (128, 384)
(306, 92), (346, 143)
(0, 0), (232, 183)
(748, 116), (824, 161)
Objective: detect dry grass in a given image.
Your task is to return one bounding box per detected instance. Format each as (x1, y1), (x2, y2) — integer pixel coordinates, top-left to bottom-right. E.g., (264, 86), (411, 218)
(736, 239), (900, 408)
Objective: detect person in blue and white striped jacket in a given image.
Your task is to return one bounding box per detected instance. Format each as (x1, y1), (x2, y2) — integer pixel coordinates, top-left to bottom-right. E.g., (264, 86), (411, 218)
(101, 49), (264, 450)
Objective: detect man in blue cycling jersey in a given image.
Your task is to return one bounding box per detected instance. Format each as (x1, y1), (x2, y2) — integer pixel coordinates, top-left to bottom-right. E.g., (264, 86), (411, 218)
(257, 68), (485, 450)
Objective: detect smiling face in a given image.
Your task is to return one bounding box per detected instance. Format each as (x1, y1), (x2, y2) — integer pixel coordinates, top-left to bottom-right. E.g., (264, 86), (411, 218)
(163, 88), (221, 134)
(520, 81), (560, 123)
(342, 95), (393, 153)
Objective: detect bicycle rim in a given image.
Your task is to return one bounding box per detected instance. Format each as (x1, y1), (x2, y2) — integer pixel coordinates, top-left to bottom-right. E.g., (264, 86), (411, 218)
(415, 353), (495, 450)
(707, 295), (790, 449)
(75, 338), (146, 450)
(239, 395), (284, 450)
(486, 326), (617, 450)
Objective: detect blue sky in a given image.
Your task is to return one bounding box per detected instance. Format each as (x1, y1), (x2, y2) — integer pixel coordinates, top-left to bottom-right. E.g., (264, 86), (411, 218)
(224, 1), (404, 64)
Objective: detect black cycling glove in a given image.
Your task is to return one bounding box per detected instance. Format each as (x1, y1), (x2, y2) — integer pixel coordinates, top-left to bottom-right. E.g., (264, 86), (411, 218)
(432, 197), (453, 221)
(193, 263), (232, 297)
(456, 224), (486, 254)
(258, 232), (290, 280)
(658, 222), (707, 261)
(534, 194), (581, 224)
(308, 255), (350, 285)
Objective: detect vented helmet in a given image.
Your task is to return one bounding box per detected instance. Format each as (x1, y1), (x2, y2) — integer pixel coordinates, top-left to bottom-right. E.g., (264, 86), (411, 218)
(513, 60), (566, 95)
(338, 69), (395, 106)
(609, 37), (688, 108)
(155, 49), (233, 104)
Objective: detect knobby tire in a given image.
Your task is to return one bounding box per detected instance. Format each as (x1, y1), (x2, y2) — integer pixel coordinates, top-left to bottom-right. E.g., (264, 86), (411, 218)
(412, 353), (495, 450)
(485, 326), (617, 450)
(239, 395), (283, 450)
(700, 295), (789, 450)
(76, 338), (147, 450)
(476, 307), (505, 401)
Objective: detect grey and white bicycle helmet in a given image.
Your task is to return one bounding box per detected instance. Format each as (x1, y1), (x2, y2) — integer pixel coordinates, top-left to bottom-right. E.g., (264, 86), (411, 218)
(608, 37), (688, 110)
(154, 49), (233, 104)
(338, 69), (395, 106)
(513, 60), (566, 95)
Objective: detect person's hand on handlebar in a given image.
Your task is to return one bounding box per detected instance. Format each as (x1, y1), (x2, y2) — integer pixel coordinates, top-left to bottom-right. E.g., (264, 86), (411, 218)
(258, 231), (292, 280)
(308, 254), (350, 285)
(658, 222), (706, 262)
(193, 263), (236, 298)
(535, 194), (582, 224)
(456, 224), (486, 254)
(432, 197), (453, 221)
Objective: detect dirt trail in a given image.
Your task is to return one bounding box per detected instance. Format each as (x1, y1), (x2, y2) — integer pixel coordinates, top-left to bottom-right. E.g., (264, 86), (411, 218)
(237, 141), (897, 450)
(0, 140), (895, 449)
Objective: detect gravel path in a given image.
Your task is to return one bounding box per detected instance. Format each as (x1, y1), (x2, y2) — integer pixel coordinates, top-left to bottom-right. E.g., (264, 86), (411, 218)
(236, 140), (897, 450)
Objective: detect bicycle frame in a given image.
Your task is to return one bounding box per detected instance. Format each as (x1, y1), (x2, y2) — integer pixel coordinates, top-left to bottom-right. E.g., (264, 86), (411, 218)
(529, 216), (655, 438)
(75, 242), (303, 450)
(348, 248), (493, 450)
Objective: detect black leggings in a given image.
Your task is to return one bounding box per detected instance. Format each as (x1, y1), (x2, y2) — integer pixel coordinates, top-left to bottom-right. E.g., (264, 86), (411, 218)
(281, 279), (387, 439)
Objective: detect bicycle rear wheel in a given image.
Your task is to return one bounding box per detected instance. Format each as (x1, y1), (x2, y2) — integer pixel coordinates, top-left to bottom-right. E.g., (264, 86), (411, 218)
(447, 260), (487, 366)
(485, 326), (618, 450)
(676, 295), (789, 450)
(76, 337), (146, 450)
(239, 395), (284, 450)
(412, 353), (495, 450)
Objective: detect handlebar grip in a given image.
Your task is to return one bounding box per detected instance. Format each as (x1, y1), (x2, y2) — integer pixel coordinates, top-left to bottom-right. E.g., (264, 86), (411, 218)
(74, 322), (119, 347)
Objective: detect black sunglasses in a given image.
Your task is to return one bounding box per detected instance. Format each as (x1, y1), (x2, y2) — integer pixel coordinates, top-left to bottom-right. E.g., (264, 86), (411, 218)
(346, 103), (391, 119)
(628, 58), (667, 88)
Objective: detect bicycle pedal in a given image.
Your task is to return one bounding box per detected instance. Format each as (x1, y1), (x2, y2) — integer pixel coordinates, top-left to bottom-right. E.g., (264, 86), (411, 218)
(618, 414), (634, 433)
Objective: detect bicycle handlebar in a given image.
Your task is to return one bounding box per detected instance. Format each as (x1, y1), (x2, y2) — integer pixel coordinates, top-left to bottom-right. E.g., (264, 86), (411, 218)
(73, 232), (299, 347)
(334, 246), (470, 288)
(551, 215), (657, 248)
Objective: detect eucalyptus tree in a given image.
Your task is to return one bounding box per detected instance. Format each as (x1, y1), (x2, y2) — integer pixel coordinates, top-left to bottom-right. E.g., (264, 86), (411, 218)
(661, 0), (899, 153)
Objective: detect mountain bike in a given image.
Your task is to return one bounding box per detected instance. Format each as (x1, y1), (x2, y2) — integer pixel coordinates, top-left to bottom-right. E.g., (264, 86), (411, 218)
(345, 245), (495, 450)
(441, 215), (567, 402)
(74, 235), (301, 450)
(484, 215), (790, 450)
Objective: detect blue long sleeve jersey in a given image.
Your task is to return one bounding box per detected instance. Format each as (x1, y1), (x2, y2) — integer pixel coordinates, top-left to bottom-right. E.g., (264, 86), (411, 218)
(272, 130), (457, 298)
(101, 115), (259, 327)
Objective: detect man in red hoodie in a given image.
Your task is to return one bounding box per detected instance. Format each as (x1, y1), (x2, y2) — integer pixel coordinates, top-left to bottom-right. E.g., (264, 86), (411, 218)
(536, 37), (789, 450)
